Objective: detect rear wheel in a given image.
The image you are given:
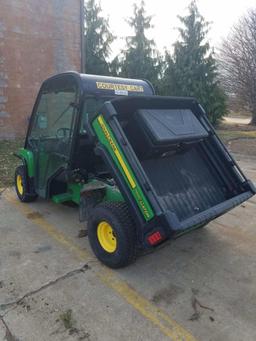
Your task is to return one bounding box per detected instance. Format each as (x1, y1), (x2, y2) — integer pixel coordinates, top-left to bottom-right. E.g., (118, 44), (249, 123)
(87, 202), (137, 268)
(14, 165), (37, 202)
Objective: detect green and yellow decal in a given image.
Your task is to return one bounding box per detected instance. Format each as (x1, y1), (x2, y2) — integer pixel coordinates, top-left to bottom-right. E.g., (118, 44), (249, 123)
(93, 115), (154, 221)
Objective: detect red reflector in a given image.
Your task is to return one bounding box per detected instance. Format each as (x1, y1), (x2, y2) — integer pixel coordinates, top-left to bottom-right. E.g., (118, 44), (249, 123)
(147, 231), (163, 245)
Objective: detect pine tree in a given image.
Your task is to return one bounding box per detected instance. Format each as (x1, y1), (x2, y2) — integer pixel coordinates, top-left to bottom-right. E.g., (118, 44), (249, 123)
(162, 1), (226, 124)
(84, 0), (114, 75)
(120, 1), (161, 90)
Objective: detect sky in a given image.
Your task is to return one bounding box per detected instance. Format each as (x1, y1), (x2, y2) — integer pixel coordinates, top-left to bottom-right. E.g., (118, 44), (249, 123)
(100, 0), (256, 57)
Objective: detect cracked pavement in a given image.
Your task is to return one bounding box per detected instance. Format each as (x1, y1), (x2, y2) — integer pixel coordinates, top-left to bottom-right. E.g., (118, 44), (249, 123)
(0, 155), (256, 341)
(0, 264), (90, 313)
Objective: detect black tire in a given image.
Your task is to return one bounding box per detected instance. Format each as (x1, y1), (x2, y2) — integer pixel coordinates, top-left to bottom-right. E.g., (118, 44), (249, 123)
(14, 165), (37, 202)
(87, 202), (137, 268)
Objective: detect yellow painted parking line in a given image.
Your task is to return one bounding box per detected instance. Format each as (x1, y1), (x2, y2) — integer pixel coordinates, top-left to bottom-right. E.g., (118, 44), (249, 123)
(5, 191), (197, 341)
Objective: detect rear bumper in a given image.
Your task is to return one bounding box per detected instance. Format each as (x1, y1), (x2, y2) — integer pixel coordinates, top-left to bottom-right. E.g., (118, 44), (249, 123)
(143, 189), (255, 247)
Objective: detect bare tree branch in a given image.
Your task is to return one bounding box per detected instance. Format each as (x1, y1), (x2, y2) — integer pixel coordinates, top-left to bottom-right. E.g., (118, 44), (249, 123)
(218, 9), (256, 124)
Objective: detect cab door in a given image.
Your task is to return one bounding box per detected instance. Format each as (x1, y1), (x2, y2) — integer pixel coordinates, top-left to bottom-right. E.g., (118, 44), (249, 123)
(27, 75), (79, 198)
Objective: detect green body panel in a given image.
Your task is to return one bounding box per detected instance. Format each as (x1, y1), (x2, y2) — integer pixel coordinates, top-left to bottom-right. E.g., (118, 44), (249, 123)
(103, 184), (124, 202)
(52, 192), (73, 204)
(17, 143), (126, 205)
(52, 184), (82, 205)
(92, 115), (154, 221)
(67, 183), (83, 204)
(52, 181), (124, 206)
(17, 148), (35, 177)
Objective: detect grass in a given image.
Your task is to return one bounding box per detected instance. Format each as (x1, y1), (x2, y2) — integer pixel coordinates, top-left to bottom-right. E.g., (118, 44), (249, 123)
(216, 130), (256, 143)
(59, 309), (75, 330)
(0, 139), (24, 188)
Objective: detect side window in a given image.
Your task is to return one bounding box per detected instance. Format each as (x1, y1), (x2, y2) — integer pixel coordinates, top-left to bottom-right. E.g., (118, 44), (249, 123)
(80, 97), (113, 134)
(30, 90), (77, 139)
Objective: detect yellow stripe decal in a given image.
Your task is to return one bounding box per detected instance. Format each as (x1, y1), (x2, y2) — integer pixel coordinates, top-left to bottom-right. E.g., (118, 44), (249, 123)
(98, 115), (136, 189)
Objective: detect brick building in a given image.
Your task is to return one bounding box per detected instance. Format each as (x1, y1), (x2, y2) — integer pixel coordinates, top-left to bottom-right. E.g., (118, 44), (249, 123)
(0, 0), (83, 138)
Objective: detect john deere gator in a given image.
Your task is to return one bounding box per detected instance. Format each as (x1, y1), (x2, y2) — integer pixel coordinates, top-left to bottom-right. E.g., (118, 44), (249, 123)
(14, 72), (256, 268)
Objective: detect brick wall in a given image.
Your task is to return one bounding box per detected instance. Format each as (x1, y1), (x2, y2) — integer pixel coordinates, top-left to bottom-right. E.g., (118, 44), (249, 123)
(0, 0), (82, 139)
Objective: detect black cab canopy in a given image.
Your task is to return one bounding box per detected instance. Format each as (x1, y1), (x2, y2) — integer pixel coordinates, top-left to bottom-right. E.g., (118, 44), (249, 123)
(41, 72), (155, 98)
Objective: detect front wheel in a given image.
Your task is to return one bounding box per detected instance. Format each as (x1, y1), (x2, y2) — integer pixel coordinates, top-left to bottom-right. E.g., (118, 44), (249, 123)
(14, 165), (37, 202)
(87, 202), (137, 268)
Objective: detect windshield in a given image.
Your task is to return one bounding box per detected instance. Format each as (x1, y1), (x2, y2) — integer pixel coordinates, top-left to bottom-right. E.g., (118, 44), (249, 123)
(80, 96), (113, 134)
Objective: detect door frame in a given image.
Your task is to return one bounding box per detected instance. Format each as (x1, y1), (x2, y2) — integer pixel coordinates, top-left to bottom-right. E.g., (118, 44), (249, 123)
(25, 73), (83, 198)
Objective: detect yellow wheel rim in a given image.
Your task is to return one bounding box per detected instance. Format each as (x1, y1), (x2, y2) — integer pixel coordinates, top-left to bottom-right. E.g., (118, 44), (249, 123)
(16, 174), (24, 195)
(97, 221), (117, 253)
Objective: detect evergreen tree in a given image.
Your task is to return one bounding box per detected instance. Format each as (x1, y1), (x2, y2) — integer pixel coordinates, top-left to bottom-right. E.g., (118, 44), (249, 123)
(109, 56), (121, 77)
(162, 1), (227, 124)
(84, 0), (114, 75)
(119, 1), (161, 90)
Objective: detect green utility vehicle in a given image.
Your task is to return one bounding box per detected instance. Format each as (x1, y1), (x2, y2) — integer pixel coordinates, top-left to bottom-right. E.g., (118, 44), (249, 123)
(14, 72), (255, 268)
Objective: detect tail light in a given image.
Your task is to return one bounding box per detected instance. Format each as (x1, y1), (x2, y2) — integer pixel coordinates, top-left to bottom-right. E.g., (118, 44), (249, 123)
(147, 231), (163, 246)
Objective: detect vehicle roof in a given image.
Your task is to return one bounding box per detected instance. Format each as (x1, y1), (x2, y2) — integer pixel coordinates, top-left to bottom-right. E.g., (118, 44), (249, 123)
(42, 71), (155, 97)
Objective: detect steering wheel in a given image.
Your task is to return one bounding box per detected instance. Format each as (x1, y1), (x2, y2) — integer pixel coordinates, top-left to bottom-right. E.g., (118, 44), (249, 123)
(56, 127), (71, 139)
